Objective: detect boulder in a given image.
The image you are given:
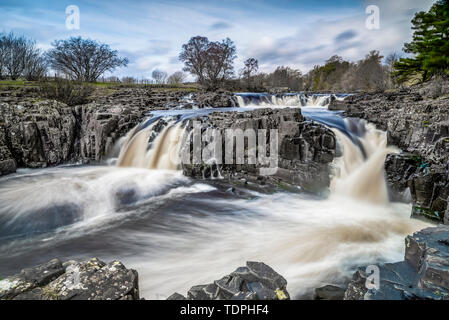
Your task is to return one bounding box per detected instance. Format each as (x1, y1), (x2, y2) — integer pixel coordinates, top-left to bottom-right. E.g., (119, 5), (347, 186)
(314, 285), (346, 300)
(194, 90), (238, 108)
(168, 262), (290, 300)
(0, 258), (139, 300)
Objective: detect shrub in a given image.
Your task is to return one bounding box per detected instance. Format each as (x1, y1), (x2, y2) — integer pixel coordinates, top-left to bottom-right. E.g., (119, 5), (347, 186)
(40, 79), (94, 106)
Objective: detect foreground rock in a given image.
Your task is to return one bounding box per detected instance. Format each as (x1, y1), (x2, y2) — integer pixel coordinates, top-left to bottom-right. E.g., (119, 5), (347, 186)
(168, 262), (290, 300)
(182, 108), (336, 193)
(314, 285), (346, 300)
(345, 225), (449, 300)
(0, 258), (139, 300)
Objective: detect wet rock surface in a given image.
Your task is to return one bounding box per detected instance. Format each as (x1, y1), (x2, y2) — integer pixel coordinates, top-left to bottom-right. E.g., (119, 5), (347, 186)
(314, 285), (346, 300)
(193, 89), (238, 108)
(345, 225), (449, 300)
(181, 108), (336, 193)
(0, 258), (139, 300)
(168, 262), (290, 300)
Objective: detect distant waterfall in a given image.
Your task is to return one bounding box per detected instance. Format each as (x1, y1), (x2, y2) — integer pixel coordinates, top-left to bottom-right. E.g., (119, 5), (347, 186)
(235, 93), (348, 108)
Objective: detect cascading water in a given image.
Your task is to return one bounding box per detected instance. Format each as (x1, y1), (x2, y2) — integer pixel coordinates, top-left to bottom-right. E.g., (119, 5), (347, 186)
(330, 120), (397, 204)
(0, 93), (430, 300)
(117, 120), (184, 170)
(235, 92), (348, 108)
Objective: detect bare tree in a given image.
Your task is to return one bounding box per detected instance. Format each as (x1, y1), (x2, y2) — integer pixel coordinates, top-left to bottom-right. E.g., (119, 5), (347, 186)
(384, 52), (401, 88)
(23, 48), (48, 80)
(46, 37), (128, 82)
(0, 32), (48, 80)
(2, 33), (28, 80)
(179, 36), (237, 89)
(0, 34), (6, 79)
(267, 66), (302, 91)
(105, 76), (121, 83)
(240, 58), (258, 88)
(179, 36), (209, 85)
(355, 50), (386, 91)
(152, 69), (167, 84)
(121, 76), (137, 84)
(167, 71), (186, 84)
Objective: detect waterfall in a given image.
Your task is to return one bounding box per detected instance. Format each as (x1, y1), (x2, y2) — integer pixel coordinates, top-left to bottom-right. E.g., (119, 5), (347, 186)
(235, 93), (340, 108)
(330, 120), (397, 204)
(117, 120), (185, 170)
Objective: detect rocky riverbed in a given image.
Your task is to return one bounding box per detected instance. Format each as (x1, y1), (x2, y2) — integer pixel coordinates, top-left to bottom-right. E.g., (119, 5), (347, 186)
(1, 84), (449, 300)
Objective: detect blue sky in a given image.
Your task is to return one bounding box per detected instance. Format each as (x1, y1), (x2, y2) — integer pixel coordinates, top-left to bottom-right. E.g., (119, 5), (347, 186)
(0, 0), (436, 79)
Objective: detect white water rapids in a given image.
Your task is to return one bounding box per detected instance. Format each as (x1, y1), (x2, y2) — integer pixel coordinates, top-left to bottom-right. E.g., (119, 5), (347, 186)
(0, 94), (430, 299)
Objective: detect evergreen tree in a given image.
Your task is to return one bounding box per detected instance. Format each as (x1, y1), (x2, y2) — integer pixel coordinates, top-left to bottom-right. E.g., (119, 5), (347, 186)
(395, 0), (449, 82)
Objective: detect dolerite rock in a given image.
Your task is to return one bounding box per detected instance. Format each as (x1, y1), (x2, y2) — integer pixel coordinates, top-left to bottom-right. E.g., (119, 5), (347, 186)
(343, 90), (449, 166)
(0, 100), (77, 170)
(181, 108), (336, 193)
(328, 95), (349, 111)
(314, 285), (346, 300)
(344, 225), (449, 300)
(408, 170), (448, 223)
(168, 262), (290, 300)
(384, 154), (420, 202)
(0, 87), (194, 176)
(0, 128), (16, 175)
(194, 90), (238, 108)
(0, 258), (139, 300)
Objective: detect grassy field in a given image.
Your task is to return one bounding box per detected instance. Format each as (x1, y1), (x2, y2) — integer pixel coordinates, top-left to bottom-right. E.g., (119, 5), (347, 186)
(0, 79), (199, 92)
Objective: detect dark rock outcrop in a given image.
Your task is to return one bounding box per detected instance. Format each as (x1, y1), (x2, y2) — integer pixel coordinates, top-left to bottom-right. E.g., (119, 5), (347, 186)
(0, 100), (77, 169)
(0, 258), (139, 300)
(344, 90), (449, 166)
(314, 285), (346, 300)
(168, 261), (290, 300)
(345, 225), (449, 300)
(194, 90), (238, 108)
(182, 108), (336, 193)
(0, 87), (193, 175)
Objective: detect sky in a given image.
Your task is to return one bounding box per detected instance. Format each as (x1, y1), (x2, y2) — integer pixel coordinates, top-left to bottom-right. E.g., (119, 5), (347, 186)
(0, 0), (436, 80)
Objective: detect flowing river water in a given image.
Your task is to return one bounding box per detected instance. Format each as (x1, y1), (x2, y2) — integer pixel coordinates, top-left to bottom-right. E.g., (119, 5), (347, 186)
(0, 93), (430, 299)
